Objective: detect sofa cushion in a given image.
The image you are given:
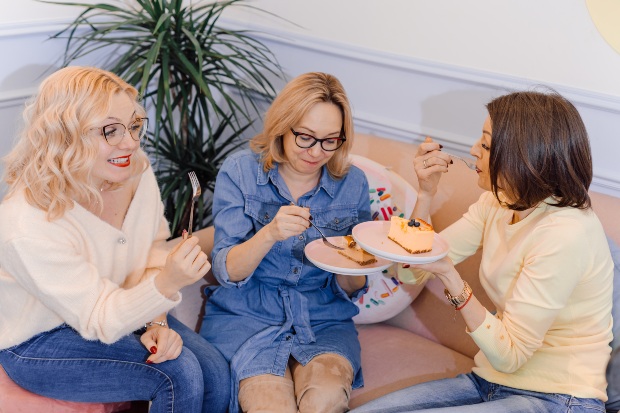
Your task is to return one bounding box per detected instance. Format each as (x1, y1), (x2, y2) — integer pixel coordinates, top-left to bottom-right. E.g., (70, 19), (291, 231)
(350, 323), (475, 408)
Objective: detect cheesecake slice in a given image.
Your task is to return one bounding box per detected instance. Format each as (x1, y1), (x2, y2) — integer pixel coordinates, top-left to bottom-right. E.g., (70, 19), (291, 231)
(387, 216), (434, 254)
(338, 235), (377, 266)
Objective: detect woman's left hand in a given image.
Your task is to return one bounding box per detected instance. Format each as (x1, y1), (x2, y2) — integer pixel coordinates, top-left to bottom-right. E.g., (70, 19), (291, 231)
(140, 326), (183, 364)
(411, 256), (457, 283)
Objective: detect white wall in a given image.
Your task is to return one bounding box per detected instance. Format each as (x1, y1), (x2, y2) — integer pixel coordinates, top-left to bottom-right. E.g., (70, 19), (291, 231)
(222, 0), (620, 96)
(1, 0), (619, 198)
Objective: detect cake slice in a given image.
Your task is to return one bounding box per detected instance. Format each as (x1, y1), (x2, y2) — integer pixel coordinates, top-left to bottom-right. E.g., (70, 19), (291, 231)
(338, 235), (377, 266)
(387, 216), (434, 254)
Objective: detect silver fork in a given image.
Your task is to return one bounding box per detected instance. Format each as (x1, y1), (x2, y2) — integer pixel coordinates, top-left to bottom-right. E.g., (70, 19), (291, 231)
(290, 202), (344, 250)
(443, 152), (477, 170)
(188, 171), (201, 238)
(308, 218), (344, 250)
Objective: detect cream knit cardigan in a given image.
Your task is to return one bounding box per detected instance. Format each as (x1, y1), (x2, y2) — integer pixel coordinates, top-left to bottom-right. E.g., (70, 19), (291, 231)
(0, 167), (180, 349)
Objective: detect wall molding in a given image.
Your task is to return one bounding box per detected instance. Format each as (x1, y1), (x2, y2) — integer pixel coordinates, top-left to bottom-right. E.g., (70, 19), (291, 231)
(0, 19), (69, 38)
(5, 18), (619, 113)
(220, 19), (620, 114)
(0, 88), (36, 109)
(219, 19), (620, 197)
(2, 18), (618, 197)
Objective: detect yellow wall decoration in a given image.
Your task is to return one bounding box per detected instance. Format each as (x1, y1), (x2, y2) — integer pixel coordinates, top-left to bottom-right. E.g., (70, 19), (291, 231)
(587, 0), (620, 54)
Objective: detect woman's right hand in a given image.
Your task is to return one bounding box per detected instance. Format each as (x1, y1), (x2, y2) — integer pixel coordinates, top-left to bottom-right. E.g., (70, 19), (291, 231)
(265, 205), (310, 242)
(414, 137), (451, 196)
(155, 234), (211, 298)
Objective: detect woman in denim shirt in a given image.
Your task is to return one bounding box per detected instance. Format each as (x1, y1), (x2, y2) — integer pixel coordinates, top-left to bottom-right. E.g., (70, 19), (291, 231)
(200, 72), (371, 413)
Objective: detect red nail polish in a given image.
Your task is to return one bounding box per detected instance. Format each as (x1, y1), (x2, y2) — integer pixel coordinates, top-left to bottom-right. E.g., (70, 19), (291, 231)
(146, 359), (153, 364)
(150, 346), (157, 354)
(439, 144), (444, 149)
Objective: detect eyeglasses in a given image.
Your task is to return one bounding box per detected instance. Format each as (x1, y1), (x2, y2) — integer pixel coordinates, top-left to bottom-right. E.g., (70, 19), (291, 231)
(290, 128), (346, 152)
(97, 117), (149, 146)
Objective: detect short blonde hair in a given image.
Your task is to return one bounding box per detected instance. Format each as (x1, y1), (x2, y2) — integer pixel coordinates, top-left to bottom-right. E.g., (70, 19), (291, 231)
(3, 66), (148, 220)
(249, 72), (354, 179)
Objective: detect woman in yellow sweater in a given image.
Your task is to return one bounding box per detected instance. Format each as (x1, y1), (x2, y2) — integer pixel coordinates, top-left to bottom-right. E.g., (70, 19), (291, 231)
(351, 90), (613, 413)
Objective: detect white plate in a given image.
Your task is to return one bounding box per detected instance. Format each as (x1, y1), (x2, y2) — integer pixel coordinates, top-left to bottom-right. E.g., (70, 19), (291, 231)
(304, 236), (394, 275)
(352, 221), (449, 264)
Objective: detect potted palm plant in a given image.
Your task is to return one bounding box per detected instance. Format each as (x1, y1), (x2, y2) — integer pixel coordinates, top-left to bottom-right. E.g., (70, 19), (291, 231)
(46, 0), (282, 236)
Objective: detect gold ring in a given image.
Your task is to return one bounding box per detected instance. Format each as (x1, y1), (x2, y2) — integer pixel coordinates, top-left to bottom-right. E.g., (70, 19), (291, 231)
(423, 159), (428, 168)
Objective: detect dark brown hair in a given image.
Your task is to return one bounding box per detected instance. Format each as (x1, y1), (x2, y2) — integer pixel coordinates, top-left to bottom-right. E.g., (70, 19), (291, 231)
(486, 89), (592, 210)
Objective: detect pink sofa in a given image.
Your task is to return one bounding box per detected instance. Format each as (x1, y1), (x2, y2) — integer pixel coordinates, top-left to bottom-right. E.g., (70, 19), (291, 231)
(171, 133), (620, 409)
(2, 133), (618, 411)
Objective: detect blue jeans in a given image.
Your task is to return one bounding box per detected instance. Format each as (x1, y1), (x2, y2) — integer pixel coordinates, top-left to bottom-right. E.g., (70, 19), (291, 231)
(349, 373), (605, 413)
(0, 316), (230, 413)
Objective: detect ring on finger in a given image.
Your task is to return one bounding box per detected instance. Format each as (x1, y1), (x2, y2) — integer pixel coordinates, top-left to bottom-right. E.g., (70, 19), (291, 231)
(423, 159), (428, 168)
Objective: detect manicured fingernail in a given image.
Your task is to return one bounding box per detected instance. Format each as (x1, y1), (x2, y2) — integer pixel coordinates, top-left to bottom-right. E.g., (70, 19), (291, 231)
(182, 229), (188, 239)
(150, 346), (157, 354)
(146, 360), (153, 364)
(450, 160), (454, 164)
(439, 144), (443, 149)
(309, 215), (313, 221)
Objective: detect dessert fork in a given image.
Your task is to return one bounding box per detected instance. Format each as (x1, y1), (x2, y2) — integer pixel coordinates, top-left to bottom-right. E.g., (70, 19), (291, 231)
(290, 202), (344, 250)
(443, 152), (477, 171)
(188, 171), (201, 238)
(308, 218), (344, 250)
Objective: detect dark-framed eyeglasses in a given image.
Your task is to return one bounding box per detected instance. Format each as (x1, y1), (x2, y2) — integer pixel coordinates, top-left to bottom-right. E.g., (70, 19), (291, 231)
(290, 128), (346, 152)
(98, 117), (149, 146)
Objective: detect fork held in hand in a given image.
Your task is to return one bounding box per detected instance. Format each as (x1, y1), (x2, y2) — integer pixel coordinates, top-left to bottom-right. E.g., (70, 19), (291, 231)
(308, 218), (344, 250)
(188, 171), (201, 238)
(290, 202), (344, 250)
(444, 152), (477, 171)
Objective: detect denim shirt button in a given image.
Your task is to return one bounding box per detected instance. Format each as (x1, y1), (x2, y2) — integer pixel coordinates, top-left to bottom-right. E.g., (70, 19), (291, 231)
(264, 213), (270, 221)
(334, 218), (339, 224)
(293, 268), (299, 274)
(285, 335), (292, 341)
(298, 235), (303, 240)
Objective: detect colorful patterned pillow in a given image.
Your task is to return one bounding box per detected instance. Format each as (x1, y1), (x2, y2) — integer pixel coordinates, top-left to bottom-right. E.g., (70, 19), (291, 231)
(350, 155), (425, 324)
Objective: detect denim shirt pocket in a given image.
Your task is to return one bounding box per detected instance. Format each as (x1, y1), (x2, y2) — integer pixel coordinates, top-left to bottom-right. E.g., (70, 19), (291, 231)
(245, 197), (284, 254)
(311, 205), (359, 237)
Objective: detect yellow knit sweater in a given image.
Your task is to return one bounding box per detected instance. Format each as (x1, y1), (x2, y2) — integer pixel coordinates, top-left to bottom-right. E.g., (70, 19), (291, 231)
(442, 191), (613, 401)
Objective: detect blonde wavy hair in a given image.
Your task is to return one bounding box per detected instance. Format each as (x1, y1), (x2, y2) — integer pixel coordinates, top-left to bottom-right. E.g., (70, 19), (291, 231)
(249, 72), (354, 179)
(2, 66), (148, 220)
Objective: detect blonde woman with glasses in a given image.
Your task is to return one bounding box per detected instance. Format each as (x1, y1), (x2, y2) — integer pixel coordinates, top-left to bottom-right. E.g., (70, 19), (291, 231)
(0, 66), (229, 413)
(200, 72), (371, 413)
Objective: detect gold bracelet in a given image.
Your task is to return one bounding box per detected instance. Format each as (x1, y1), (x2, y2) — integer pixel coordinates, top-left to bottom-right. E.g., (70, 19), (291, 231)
(444, 281), (472, 308)
(144, 320), (168, 329)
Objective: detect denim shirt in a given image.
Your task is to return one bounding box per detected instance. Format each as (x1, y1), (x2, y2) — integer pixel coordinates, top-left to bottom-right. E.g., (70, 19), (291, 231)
(200, 149), (371, 412)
